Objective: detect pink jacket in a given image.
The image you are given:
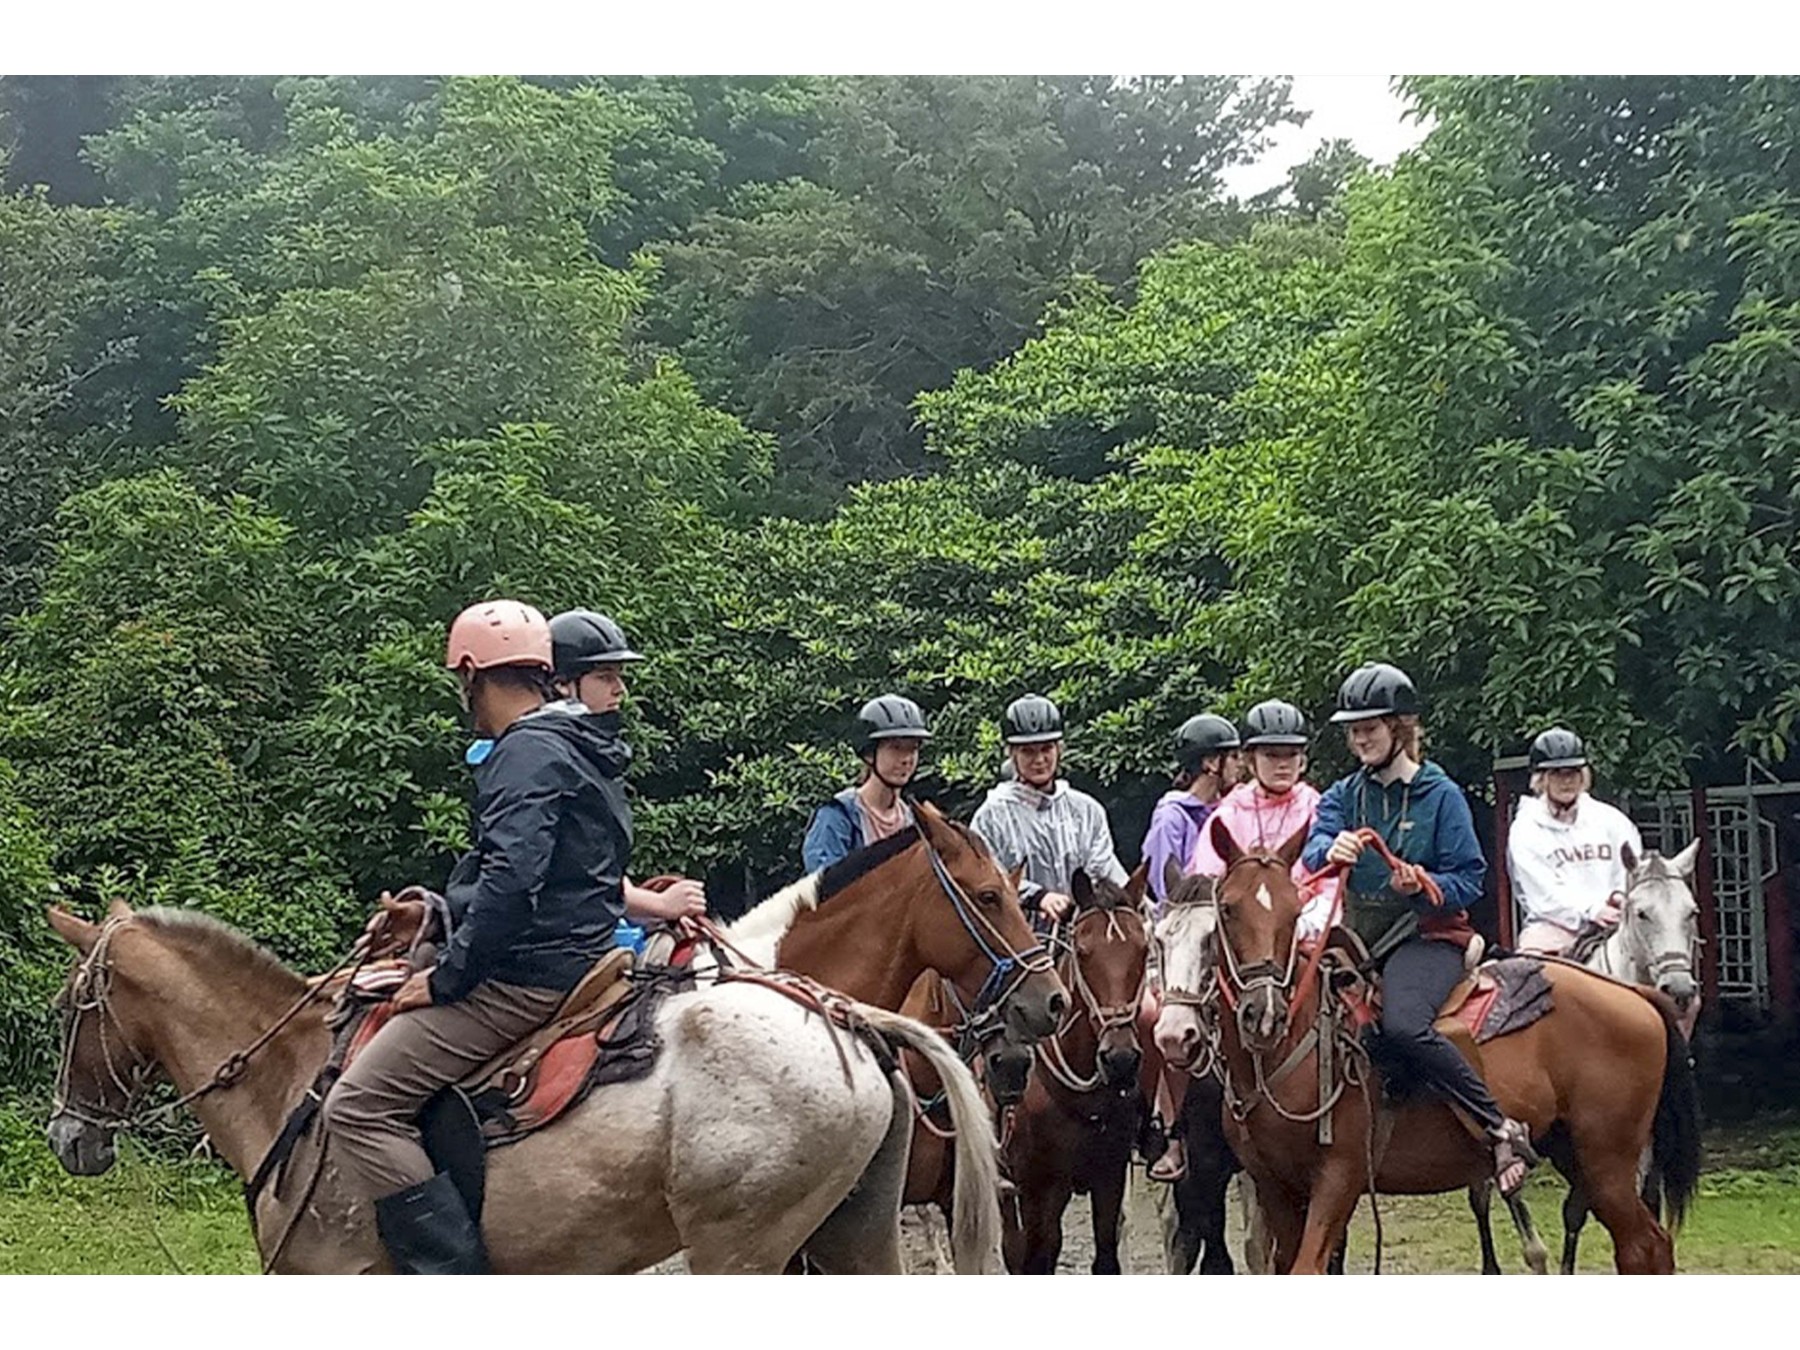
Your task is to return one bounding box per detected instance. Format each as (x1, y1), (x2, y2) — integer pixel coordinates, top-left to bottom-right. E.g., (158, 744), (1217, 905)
(1189, 781), (1338, 941)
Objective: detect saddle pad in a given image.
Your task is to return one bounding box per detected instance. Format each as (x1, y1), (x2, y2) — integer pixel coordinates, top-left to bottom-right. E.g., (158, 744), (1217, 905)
(1462, 956), (1554, 1044)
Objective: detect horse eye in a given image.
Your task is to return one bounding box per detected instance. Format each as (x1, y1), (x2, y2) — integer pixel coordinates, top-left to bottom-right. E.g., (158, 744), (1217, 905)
(977, 890), (1001, 907)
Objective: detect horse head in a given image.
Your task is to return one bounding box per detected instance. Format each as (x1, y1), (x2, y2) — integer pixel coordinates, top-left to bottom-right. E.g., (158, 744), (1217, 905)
(1620, 838), (1702, 1015)
(911, 800), (1068, 1043)
(45, 901), (161, 1176)
(1063, 864), (1150, 1089)
(1206, 814), (1309, 1055)
(1152, 862), (1220, 1069)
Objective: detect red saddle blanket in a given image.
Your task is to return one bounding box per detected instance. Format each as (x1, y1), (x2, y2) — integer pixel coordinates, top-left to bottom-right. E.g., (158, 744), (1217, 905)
(1337, 956), (1553, 1044)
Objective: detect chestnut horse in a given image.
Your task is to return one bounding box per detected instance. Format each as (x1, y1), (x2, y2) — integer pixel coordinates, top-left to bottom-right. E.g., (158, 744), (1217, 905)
(1156, 815), (1700, 1275)
(1002, 866), (1151, 1274)
(44, 901), (1005, 1273)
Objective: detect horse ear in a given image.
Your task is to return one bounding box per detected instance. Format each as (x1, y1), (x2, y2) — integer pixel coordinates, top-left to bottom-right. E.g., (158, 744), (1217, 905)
(47, 907), (99, 955)
(913, 799), (953, 851)
(1208, 813), (1241, 867)
(1620, 840), (1639, 874)
(107, 897), (134, 923)
(1125, 860), (1149, 905)
(1070, 869), (1095, 910)
(1277, 826), (1308, 870)
(1670, 838), (1701, 878)
(1163, 857), (1187, 903)
(1008, 863), (1025, 894)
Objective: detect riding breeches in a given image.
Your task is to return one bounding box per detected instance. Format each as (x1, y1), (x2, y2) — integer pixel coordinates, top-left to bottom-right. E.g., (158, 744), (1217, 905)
(1378, 938), (1505, 1133)
(321, 979), (565, 1198)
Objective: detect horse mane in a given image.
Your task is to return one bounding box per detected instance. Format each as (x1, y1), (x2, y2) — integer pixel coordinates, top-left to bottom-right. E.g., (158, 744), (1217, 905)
(1082, 873), (1141, 912)
(725, 815), (993, 964)
(1634, 851), (1680, 882)
(137, 907), (307, 993)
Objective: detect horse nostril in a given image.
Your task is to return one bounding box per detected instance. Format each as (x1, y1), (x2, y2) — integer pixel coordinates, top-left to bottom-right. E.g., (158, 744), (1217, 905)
(1046, 992), (1067, 1021)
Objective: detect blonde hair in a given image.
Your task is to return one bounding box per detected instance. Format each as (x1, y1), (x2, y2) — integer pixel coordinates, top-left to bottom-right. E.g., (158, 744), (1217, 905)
(1386, 714), (1423, 763)
(1530, 764), (1592, 797)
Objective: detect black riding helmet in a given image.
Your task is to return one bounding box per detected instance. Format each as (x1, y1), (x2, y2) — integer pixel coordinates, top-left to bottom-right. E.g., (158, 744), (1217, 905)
(1529, 726), (1587, 771)
(1329, 662), (1420, 723)
(1242, 699), (1311, 747)
(855, 694), (932, 758)
(1174, 713), (1240, 772)
(549, 609), (643, 680)
(1004, 694), (1064, 745)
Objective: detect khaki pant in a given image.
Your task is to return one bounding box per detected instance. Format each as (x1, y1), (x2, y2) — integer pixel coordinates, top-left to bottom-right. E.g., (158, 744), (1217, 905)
(322, 979), (566, 1197)
(1517, 919), (1579, 956)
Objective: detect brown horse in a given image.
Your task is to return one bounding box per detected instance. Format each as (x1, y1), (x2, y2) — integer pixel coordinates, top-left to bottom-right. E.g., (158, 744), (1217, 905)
(1001, 865), (1151, 1274)
(1158, 815), (1700, 1275)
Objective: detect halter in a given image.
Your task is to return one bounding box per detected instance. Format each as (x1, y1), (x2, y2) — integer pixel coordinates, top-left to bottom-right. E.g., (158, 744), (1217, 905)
(1034, 903), (1148, 1094)
(1600, 870), (1702, 988)
(920, 826), (1055, 1046)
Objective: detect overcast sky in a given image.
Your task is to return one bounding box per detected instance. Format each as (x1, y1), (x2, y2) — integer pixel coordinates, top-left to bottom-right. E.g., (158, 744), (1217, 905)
(1221, 75), (1433, 198)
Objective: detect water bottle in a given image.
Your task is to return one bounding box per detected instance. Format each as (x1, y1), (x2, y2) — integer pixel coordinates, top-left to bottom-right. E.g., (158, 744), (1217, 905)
(612, 920), (647, 958)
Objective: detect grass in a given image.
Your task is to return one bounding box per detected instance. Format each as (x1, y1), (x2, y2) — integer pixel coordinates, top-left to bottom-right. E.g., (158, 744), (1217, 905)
(4, 1106), (1799, 1274)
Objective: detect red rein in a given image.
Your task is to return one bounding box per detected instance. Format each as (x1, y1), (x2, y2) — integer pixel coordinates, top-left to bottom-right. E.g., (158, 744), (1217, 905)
(1219, 828), (1444, 1015)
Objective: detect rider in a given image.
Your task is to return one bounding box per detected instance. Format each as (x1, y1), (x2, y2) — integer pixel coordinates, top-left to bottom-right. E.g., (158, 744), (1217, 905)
(548, 608), (705, 926)
(1506, 726), (1642, 956)
(1302, 662), (1536, 1196)
(1141, 713), (1241, 918)
(801, 694), (932, 872)
(970, 693), (1126, 924)
(323, 600), (633, 1273)
(1191, 700), (1338, 943)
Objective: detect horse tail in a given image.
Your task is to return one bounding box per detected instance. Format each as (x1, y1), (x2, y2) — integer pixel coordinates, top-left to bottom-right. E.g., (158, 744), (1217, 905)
(1644, 988), (1702, 1231)
(855, 1006), (1005, 1274)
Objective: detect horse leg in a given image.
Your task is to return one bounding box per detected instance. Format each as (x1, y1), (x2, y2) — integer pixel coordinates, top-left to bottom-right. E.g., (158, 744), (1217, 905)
(1195, 1158), (1235, 1275)
(1014, 1177), (1073, 1275)
(1255, 1179), (1307, 1275)
(1163, 1167), (1203, 1274)
(1572, 1132), (1673, 1275)
(1240, 1172), (1274, 1273)
(1560, 1181), (1590, 1275)
(1088, 1152), (1129, 1275)
(1469, 1180), (1502, 1275)
(1503, 1187), (1550, 1275)
(796, 1072), (911, 1274)
(1288, 1153), (1365, 1275)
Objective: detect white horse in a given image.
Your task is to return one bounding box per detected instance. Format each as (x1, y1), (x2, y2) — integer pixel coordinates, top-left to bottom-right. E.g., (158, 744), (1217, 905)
(45, 902), (1005, 1274)
(1473, 839), (1703, 1274)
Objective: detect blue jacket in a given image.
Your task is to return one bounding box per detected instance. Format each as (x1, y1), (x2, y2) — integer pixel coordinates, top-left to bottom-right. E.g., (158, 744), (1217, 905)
(802, 789), (914, 874)
(1303, 760), (1484, 935)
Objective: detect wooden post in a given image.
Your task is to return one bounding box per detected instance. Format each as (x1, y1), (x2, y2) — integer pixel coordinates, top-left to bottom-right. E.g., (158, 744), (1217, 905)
(1691, 782), (1720, 1008)
(1494, 771), (1517, 948)
(1767, 871), (1794, 1019)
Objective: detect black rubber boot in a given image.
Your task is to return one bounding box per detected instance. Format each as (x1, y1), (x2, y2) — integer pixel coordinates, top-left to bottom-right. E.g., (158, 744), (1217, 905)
(374, 1172), (489, 1274)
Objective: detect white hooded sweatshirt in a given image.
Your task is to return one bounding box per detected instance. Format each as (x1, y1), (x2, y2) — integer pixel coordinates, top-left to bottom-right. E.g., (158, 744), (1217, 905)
(1506, 792), (1643, 932)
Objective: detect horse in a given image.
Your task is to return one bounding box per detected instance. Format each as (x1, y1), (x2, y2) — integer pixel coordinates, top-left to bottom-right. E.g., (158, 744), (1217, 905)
(1000, 865), (1151, 1274)
(1151, 864), (1244, 1275)
(705, 798), (1067, 1267)
(1154, 814), (1701, 1275)
(1470, 839), (1703, 1274)
(44, 899), (1007, 1274)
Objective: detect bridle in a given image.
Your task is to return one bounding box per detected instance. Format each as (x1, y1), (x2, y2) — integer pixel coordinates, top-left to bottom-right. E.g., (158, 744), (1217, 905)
(1035, 902), (1147, 1094)
(920, 825), (1055, 1048)
(1600, 871), (1702, 989)
(53, 916), (361, 1136)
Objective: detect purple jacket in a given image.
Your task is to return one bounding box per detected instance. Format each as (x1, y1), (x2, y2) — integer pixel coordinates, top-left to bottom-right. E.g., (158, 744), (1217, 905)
(1141, 791), (1215, 914)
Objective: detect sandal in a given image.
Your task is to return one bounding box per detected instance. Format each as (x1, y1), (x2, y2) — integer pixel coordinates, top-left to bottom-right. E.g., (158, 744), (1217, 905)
(1149, 1140), (1187, 1184)
(1489, 1119), (1538, 1198)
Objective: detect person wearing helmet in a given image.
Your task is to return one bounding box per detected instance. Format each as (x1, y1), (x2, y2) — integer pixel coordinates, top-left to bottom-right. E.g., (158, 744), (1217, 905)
(1141, 713), (1242, 917)
(1191, 700), (1338, 941)
(802, 694), (932, 872)
(549, 609), (705, 926)
(1303, 661), (1536, 1197)
(970, 694), (1126, 924)
(1506, 727), (1643, 956)
(323, 599), (636, 1273)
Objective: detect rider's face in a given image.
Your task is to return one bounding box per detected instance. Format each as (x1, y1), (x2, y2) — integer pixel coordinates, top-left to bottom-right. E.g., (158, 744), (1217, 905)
(1344, 717), (1395, 766)
(1251, 746), (1305, 793)
(577, 665), (627, 714)
(872, 738), (921, 785)
(1011, 740), (1060, 789)
(1544, 766), (1584, 807)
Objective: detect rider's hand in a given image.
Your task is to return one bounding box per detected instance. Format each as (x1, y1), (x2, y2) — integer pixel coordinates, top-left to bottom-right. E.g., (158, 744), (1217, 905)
(392, 968), (435, 1012)
(1595, 891), (1625, 927)
(1326, 832), (1365, 867)
(1389, 862), (1424, 896)
(1039, 892), (1073, 923)
(632, 878), (707, 921)
(364, 888), (430, 955)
